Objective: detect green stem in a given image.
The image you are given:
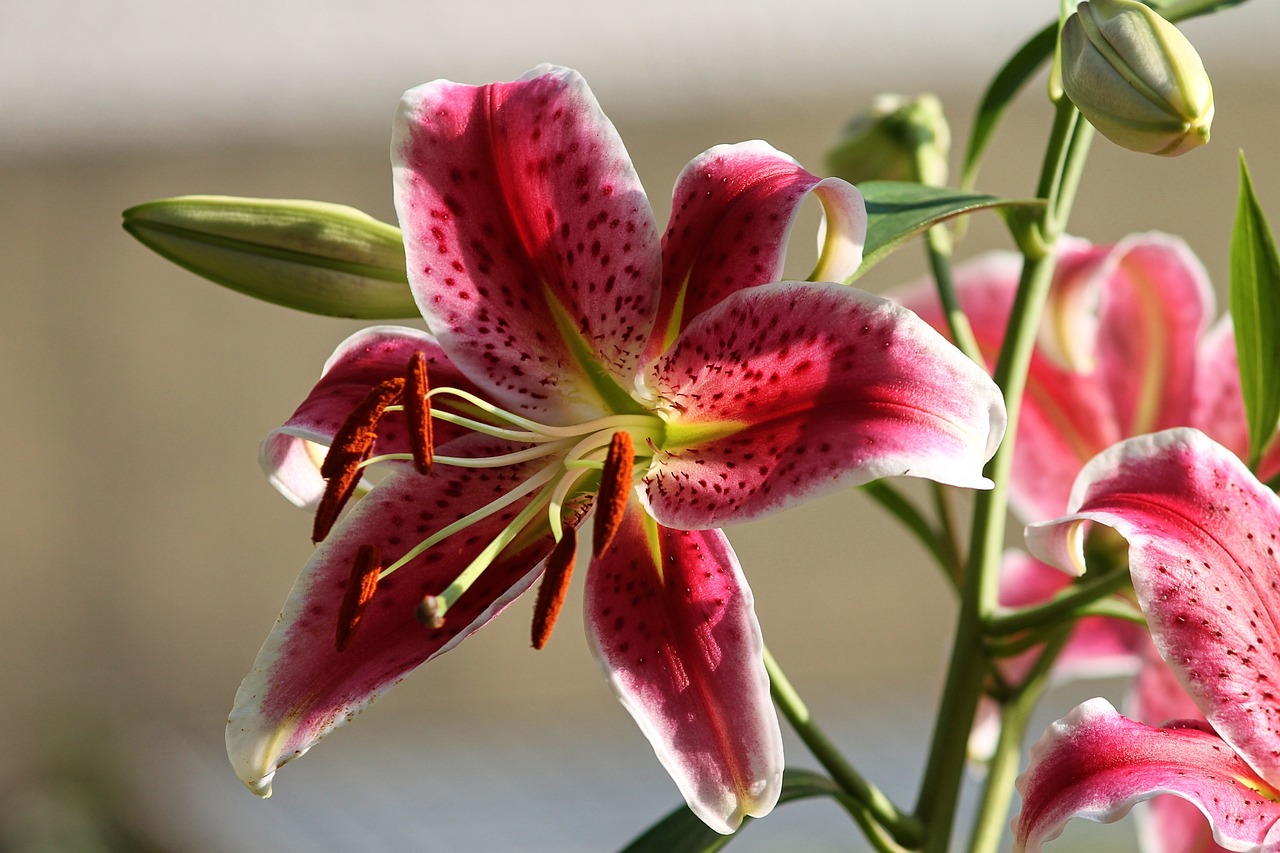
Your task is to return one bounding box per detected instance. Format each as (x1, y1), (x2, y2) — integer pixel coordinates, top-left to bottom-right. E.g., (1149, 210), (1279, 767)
(967, 629), (1071, 851)
(764, 646), (924, 849)
(914, 104), (1094, 853)
(985, 567), (1133, 636)
(861, 481), (957, 585)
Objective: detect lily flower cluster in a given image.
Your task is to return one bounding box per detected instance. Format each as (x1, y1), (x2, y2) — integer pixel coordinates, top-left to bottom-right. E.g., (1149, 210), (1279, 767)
(907, 236), (1280, 849)
(225, 65), (1006, 833)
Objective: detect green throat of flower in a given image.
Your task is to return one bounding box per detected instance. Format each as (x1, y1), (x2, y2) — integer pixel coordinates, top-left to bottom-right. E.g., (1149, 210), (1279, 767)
(315, 352), (671, 654)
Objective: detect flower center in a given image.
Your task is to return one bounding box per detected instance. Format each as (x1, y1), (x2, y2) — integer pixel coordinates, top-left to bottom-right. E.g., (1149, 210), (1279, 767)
(316, 353), (666, 650)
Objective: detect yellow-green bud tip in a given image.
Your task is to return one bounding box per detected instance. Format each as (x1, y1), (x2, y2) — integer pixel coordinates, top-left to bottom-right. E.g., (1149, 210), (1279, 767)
(1060, 0), (1213, 157)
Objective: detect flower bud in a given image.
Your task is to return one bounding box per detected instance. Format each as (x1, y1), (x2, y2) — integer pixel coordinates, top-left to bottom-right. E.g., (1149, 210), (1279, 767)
(123, 196), (417, 318)
(826, 94), (950, 186)
(1060, 0), (1213, 157)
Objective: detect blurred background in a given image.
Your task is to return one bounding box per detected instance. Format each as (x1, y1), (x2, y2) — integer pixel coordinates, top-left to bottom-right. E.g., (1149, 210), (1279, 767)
(4, 1), (1279, 850)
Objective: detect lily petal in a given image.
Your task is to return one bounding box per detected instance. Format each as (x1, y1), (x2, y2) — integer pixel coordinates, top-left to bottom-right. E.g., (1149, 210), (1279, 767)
(642, 281), (1005, 529)
(1131, 646), (1227, 853)
(897, 233), (1212, 522)
(261, 325), (478, 508)
(227, 439), (561, 797)
(584, 500), (782, 834)
(647, 141), (865, 359)
(1014, 698), (1280, 853)
(1027, 429), (1280, 786)
(1193, 317), (1280, 483)
(1089, 234), (1213, 438)
(392, 65), (661, 420)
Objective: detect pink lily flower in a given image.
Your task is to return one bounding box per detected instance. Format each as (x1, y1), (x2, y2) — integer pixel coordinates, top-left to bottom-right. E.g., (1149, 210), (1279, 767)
(226, 66), (1007, 833)
(901, 235), (1272, 851)
(1014, 428), (1280, 852)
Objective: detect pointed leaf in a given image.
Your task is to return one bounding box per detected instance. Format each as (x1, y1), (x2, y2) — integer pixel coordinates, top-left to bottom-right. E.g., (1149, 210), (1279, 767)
(618, 769), (849, 853)
(123, 195), (416, 318)
(851, 182), (1043, 281)
(1229, 153), (1280, 470)
(961, 23), (1059, 191)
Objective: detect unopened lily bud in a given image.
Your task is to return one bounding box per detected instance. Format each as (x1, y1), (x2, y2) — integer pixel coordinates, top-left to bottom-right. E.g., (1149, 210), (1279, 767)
(826, 94), (950, 186)
(123, 195), (417, 318)
(1060, 0), (1213, 157)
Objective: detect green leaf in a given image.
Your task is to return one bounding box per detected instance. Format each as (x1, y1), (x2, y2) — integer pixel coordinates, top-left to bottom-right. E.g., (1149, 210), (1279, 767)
(1229, 153), (1280, 470)
(123, 195), (418, 319)
(851, 182), (1045, 281)
(617, 769), (848, 853)
(961, 23), (1058, 192)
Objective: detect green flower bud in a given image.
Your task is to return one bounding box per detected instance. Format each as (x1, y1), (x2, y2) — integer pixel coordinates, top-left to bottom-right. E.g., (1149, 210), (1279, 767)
(1060, 0), (1213, 157)
(826, 94), (950, 187)
(123, 196), (417, 319)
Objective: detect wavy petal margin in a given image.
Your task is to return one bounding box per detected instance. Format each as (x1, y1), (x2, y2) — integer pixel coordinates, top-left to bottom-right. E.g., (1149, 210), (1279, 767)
(584, 501), (782, 833)
(1014, 698), (1280, 853)
(648, 141), (865, 359)
(1027, 429), (1280, 786)
(643, 281), (1005, 528)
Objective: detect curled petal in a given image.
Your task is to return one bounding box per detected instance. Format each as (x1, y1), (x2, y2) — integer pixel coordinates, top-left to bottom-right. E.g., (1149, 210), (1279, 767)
(642, 281), (1005, 529)
(584, 501), (782, 833)
(1193, 317), (1280, 483)
(227, 439), (559, 797)
(1027, 429), (1280, 786)
(648, 141), (865, 358)
(393, 65), (660, 419)
(1014, 698), (1280, 853)
(260, 326), (477, 508)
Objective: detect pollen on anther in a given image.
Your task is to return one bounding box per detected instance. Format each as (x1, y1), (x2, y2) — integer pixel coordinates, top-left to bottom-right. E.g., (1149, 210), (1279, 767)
(335, 544), (381, 652)
(313, 376), (407, 543)
(404, 352), (434, 475)
(594, 432), (634, 558)
(531, 528), (578, 650)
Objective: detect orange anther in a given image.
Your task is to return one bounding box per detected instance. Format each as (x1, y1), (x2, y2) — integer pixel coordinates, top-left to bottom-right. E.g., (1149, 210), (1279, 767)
(593, 431), (634, 558)
(312, 376), (406, 543)
(335, 544), (381, 653)
(405, 352), (434, 475)
(531, 528), (578, 650)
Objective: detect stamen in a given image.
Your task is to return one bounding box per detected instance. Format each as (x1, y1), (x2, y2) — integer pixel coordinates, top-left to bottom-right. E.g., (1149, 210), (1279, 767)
(313, 451), (369, 544)
(335, 544), (381, 652)
(313, 376), (407, 543)
(415, 595), (445, 630)
(404, 352), (433, 475)
(531, 527), (578, 650)
(593, 431), (634, 558)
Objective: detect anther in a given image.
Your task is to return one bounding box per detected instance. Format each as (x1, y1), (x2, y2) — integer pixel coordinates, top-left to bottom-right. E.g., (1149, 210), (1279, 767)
(404, 352), (434, 475)
(335, 544), (381, 652)
(531, 528), (578, 650)
(593, 431), (634, 558)
(415, 595), (445, 630)
(312, 376), (406, 543)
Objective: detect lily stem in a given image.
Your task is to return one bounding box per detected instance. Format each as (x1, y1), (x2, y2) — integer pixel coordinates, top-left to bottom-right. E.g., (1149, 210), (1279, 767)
(862, 481), (959, 587)
(763, 645), (924, 849)
(985, 566), (1133, 636)
(966, 629), (1071, 851)
(913, 97), (1093, 853)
